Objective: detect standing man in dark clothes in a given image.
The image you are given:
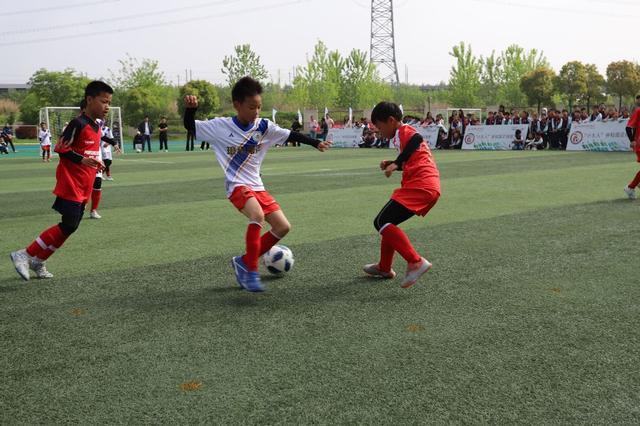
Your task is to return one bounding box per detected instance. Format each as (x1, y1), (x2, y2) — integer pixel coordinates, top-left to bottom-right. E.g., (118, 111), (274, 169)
(158, 117), (169, 152)
(137, 116), (153, 152)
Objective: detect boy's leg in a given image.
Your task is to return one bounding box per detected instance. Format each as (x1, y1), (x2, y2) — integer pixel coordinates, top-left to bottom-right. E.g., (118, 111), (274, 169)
(90, 177), (102, 215)
(374, 200), (418, 266)
(239, 197), (265, 272)
(262, 210), (291, 255)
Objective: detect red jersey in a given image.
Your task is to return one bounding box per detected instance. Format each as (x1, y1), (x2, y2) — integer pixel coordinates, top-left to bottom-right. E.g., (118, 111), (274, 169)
(628, 108), (640, 151)
(53, 115), (102, 203)
(396, 124), (440, 193)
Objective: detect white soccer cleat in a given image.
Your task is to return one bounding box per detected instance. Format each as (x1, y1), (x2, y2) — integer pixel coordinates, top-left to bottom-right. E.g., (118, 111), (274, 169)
(90, 210), (102, 219)
(401, 257), (432, 289)
(10, 249), (31, 281)
(30, 259), (53, 279)
(363, 263), (397, 279)
(624, 186), (637, 200)
(104, 176), (114, 181)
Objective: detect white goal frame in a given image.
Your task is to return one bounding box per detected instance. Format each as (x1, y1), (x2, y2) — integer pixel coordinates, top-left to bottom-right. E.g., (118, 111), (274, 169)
(39, 106), (124, 153)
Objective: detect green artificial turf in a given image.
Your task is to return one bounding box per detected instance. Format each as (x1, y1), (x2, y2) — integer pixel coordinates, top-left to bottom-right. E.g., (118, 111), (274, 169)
(1, 148), (639, 423)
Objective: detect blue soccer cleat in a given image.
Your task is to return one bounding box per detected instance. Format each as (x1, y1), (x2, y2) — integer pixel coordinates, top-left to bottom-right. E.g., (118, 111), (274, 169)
(231, 256), (248, 290)
(243, 271), (265, 293)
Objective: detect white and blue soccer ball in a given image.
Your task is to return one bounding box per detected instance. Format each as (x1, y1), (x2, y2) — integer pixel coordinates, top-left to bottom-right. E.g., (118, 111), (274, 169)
(262, 245), (294, 275)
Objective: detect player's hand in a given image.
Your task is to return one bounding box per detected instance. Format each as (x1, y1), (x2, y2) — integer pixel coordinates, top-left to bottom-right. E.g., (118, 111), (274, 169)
(114, 144), (122, 154)
(81, 157), (105, 171)
(317, 140), (332, 151)
(380, 160), (394, 170)
(184, 95), (198, 109)
(383, 162), (398, 178)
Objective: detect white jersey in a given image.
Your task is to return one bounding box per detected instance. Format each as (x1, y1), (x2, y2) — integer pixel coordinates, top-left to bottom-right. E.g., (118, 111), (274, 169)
(195, 117), (290, 196)
(39, 129), (51, 147)
(101, 125), (113, 160)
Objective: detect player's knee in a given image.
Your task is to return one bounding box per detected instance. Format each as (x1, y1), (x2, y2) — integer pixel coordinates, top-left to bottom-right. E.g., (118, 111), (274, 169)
(58, 221), (79, 236)
(373, 216), (382, 232)
(276, 221), (291, 237)
(250, 212), (265, 224)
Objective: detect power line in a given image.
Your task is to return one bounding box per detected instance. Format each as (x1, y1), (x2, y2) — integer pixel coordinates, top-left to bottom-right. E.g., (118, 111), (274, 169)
(0, 0), (242, 38)
(3, 0), (120, 16)
(467, 0), (640, 19)
(0, 0), (311, 47)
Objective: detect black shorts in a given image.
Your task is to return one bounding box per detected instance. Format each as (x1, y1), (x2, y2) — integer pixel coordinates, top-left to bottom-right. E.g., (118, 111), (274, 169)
(52, 197), (86, 216)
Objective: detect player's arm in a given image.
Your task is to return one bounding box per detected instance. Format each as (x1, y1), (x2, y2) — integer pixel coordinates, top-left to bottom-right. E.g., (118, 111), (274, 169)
(286, 131), (331, 151)
(382, 134), (424, 178)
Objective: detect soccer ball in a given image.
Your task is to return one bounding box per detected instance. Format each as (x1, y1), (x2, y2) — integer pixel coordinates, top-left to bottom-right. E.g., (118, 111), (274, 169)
(136, 149), (142, 153)
(262, 245), (294, 275)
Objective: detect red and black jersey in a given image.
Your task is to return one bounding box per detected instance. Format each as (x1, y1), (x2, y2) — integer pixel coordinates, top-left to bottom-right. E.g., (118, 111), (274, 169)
(53, 114), (102, 203)
(395, 125), (440, 193)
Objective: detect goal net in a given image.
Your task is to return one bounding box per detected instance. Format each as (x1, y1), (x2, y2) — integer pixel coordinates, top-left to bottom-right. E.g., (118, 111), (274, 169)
(39, 106), (124, 153)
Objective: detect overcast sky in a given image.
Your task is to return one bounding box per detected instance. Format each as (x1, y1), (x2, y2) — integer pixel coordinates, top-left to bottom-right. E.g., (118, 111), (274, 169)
(1, 0), (638, 86)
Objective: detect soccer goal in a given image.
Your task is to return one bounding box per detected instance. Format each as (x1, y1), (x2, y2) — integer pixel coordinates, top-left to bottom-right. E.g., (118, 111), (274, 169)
(39, 106), (124, 153)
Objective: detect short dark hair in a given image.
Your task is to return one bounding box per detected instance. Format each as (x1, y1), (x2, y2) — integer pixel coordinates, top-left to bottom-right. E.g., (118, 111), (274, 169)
(231, 76), (263, 103)
(85, 80), (113, 98)
(371, 101), (403, 123)
(636, 95), (640, 100)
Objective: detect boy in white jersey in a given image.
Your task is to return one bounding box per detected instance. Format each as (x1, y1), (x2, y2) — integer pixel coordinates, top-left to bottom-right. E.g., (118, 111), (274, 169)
(39, 122), (52, 162)
(183, 77), (331, 292)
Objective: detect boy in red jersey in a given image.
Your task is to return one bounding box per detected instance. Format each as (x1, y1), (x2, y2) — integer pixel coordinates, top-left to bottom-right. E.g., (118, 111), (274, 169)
(10, 81), (114, 280)
(624, 95), (640, 200)
(363, 102), (441, 289)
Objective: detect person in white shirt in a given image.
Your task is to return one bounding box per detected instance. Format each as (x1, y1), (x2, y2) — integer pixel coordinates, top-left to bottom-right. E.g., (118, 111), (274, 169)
(101, 123), (115, 180)
(182, 77), (331, 292)
(38, 122), (52, 162)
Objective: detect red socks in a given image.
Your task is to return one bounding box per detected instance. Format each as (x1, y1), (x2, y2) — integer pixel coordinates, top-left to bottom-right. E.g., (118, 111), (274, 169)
(26, 225), (69, 261)
(259, 230), (281, 256)
(242, 222), (262, 272)
(629, 171), (640, 189)
(380, 224), (421, 264)
(378, 237), (395, 272)
(91, 189), (101, 211)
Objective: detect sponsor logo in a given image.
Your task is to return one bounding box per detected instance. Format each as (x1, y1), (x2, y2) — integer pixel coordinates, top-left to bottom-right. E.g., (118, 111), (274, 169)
(464, 133), (475, 145)
(570, 131), (583, 145)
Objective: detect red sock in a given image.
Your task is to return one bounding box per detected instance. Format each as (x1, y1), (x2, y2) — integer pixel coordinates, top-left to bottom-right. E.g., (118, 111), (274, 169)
(242, 222), (262, 272)
(91, 189), (101, 211)
(378, 237), (395, 272)
(629, 171), (640, 189)
(380, 224), (421, 264)
(26, 225), (69, 260)
(259, 230), (281, 256)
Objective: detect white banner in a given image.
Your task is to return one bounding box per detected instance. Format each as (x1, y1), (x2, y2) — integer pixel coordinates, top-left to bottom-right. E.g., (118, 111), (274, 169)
(567, 120), (630, 151)
(462, 124), (530, 150)
(326, 128), (362, 148)
(415, 125), (442, 149)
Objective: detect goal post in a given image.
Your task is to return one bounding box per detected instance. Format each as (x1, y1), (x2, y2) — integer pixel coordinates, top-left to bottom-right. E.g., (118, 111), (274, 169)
(39, 106), (124, 153)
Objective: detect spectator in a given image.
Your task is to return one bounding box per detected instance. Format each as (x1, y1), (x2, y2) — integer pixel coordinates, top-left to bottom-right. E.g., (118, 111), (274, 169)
(511, 129), (524, 150)
(137, 116), (153, 152)
(525, 132), (545, 150)
(450, 129), (463, 149)
(485, 111), (495, 125)
(1, 123), (15, 152)
(158, 116), (168, 152)
(359, 130), (376, 148)
(133, 131), (143, 152)
(309, 115), (319, 138)
(590, 106), (602, 122)
(318, 117), (329, 141)
(186, 127), (195, 151)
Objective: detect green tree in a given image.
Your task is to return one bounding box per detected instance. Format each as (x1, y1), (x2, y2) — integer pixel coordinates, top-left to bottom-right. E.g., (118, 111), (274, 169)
(583, 64), (606, 111)
(292, 41), (340, 109)
(221, 44), (269, 86)
(479, 51), (502, 106)
(448, 42), (482, 107)
(606, 60), (640, 109)
(177, 80), (220, 120)
(340, 49), (390, 108)
(556, 61), (588, 110)
(19, 68), (90, 124)
(497, 44), (549, 107)
(520, 67), (556, 113)
(109, 55), (173, 126)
